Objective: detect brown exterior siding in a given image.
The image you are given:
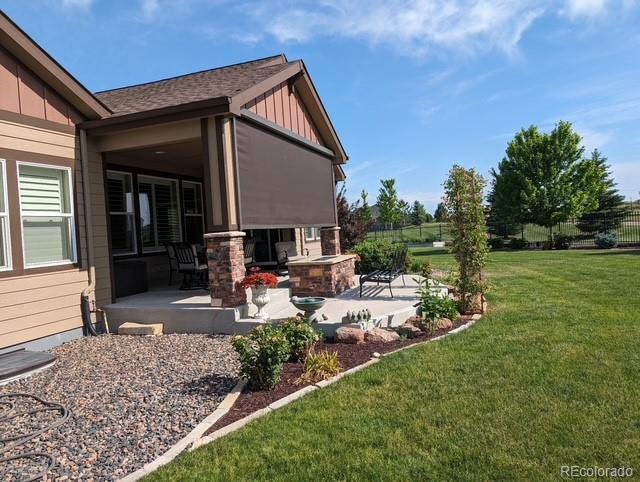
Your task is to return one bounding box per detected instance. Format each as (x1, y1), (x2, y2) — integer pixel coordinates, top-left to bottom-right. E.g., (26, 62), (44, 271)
(0, 116), (92, 348)
(243, 82), (324, 146)
(0, 46), (81, 127)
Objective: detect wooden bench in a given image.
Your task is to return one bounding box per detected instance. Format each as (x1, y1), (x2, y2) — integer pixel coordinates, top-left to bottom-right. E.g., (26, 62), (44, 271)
(359, 245), (408, 298)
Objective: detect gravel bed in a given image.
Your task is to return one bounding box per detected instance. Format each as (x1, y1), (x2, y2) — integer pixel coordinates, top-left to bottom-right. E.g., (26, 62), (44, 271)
(0, 334), (240, 480)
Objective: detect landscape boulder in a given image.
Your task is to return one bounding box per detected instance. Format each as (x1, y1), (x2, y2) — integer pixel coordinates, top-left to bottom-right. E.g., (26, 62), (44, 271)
(396, 323), (422, 339)
(335, 326), (365, 344)
(365, 328), (400, 343)
(436, 318), (453, 330)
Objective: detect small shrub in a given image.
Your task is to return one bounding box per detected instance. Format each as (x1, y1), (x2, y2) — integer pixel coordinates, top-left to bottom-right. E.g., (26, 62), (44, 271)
(421, 260), (433, 280)
(351, 239), (396, 273)
(509, 238), (528, 250)
(488, 238), (504, 249)
(594, 232), (618, 249)
(553, 234), (573, 250)
(232, 324), (290, 390)
(297, 350), (342, 384)
(415, 278), (459, 334)
(278, 317), (322, 362)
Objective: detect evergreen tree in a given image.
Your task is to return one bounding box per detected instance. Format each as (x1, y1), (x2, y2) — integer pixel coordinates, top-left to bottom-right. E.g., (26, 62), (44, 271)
(434, 202), (448, 222)
(410, 200), (429, 225)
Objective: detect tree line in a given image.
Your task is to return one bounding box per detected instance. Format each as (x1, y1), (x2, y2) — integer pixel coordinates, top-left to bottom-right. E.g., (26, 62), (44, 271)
(337, 120), (627, 250)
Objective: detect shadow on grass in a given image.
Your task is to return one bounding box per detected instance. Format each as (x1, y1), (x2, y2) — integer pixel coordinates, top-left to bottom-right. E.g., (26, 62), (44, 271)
(410, 248), (450, 256)
(584, 249), (640, 256)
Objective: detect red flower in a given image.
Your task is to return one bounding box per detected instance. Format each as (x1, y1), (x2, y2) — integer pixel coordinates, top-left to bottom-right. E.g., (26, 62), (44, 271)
(240, 272), (279, 289)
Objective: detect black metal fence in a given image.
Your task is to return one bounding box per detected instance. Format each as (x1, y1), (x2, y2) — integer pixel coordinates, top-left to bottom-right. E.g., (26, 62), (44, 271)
(368, 209), (640, 248)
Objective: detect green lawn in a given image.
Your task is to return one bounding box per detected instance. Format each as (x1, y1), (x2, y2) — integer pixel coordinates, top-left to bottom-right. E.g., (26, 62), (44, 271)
(148, 250), (640, 481)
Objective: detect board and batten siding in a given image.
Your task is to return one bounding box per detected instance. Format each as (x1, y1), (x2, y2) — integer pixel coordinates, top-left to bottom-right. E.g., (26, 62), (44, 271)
(243, 82), (324, 146)
(0, 115), (110, 349)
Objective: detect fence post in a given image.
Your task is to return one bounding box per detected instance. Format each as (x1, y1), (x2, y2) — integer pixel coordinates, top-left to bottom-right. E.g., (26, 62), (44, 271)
(439, 224), (442, 241)
(420, 225), (422, 240)
(603, 211), (608, 234)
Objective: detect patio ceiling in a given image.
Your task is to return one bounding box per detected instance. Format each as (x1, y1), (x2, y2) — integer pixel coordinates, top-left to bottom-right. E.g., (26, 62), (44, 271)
(103, 139), (203, 178)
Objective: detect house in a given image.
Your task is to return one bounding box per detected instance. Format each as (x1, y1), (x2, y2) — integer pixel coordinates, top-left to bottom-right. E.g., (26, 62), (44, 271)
(0, 11), (347, 352)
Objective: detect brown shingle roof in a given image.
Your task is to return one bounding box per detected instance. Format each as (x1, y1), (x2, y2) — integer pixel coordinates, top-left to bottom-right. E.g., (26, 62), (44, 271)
(95, 55), (293, 116)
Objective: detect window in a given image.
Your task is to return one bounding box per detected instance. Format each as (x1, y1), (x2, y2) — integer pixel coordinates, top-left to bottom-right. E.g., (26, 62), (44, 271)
(107, 171), (136, 255)
(305, 227), (321, 241)
(138, 175), (181, 252)
(0, 160), (10, 271)
(18, 163), (76, 267)
(182, 181), (204, 244)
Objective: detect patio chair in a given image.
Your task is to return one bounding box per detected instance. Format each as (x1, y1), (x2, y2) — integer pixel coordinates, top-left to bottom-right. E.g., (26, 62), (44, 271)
(275, 241), (309, 275)
(172, 242), (208, 290)
(163, 242), (179, 286)
(359, 245), (408, 298)
(244, 239), (256, 267)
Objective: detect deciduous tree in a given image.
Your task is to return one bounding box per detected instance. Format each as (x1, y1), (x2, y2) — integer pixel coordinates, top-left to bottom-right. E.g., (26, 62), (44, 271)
(489, 121), (603, 241)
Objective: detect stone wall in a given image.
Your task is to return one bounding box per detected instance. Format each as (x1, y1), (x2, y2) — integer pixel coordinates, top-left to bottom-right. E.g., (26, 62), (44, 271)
(289, 256), (355, 298)
(320, 227), (341, 256)
(205, 231), (247, 307)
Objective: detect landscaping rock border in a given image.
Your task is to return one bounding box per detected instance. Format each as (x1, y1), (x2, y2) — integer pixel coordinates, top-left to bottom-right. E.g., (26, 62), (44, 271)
(130, 312), (485, 480)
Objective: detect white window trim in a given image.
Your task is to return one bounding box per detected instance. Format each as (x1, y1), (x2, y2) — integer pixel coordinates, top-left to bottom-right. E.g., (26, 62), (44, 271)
(107, 170), (137, 257)
(138, 174), (183, 253)
(305, 227), (321, 242)
(0, 159), (12, 272)
(17, 161), (77, 269)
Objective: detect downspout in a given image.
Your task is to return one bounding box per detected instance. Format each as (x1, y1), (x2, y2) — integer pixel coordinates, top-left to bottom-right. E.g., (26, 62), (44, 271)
(79, 128), (98, 336)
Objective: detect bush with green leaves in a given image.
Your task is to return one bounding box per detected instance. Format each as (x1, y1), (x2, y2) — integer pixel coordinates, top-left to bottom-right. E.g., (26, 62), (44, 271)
(488, 238), (504, 249)
(351, 239), (396, 273)
(595, 232), (618, 249)
(278, 317), (322, 362)
(414, 278), (459, 334)
(232, 324), (290, 390)
(509, 238), (528, 250)
(553, 234), (573, 250)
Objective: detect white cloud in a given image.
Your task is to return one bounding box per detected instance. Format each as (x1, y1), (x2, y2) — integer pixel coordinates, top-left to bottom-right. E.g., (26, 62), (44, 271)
(141, 0), (160, 20)
(61, 0), (92, 8)
(610, 161), (640, 199)
(563, 0), (609, 18)
(254, 0), (545, 58)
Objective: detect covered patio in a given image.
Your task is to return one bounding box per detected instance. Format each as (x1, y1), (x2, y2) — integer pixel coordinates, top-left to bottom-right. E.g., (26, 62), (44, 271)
(104, 276), (421, 336)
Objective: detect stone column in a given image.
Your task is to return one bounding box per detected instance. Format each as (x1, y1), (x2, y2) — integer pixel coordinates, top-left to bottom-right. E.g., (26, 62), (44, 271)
(320, 226), (341, 256)
(205, 231), (247, 307)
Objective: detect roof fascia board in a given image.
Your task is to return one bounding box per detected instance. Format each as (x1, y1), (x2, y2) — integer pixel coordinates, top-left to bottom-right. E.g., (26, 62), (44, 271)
(0, 12), (111, 119)
(293, 64), (348, 163)
(228, 62), (303, 113)
(240, 109), (336, 160)
(81, 97), (230, 136)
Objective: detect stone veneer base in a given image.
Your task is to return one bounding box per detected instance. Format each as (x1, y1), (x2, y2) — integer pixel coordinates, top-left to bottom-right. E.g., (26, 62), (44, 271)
(288, 255), (356, 297)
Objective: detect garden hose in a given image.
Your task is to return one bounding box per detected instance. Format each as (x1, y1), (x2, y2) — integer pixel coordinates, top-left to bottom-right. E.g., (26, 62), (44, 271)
(0, 393), (70, 482)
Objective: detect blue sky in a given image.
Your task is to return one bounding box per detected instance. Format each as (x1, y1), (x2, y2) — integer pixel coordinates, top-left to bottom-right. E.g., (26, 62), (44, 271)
(2, 0), (639, 212)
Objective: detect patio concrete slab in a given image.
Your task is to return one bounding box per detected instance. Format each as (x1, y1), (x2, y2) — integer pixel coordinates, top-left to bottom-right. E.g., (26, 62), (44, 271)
(103, 276), (421, 336)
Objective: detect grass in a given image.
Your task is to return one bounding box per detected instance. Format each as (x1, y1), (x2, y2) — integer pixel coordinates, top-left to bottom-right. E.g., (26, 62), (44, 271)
(147, 250), (640, 481)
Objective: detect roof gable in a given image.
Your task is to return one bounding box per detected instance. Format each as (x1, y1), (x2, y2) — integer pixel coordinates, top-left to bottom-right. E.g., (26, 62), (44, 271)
(0, 11), (110, 119)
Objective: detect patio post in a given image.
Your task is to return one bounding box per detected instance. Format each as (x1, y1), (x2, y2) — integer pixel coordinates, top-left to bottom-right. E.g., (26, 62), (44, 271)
(205, 231), (247, 308)
(320, 226), (341, 256)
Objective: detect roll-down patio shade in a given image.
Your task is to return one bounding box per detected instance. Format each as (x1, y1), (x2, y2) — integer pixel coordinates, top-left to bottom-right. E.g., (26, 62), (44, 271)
(235, 118), (337, 229)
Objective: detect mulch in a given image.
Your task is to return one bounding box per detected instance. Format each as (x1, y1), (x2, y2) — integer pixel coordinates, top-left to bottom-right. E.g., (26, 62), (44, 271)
(204, 315), (472, 435)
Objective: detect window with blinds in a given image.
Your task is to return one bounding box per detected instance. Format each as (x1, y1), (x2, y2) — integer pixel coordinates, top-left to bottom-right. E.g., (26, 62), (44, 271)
(107, 171), (136, 255)
(138, 175), (181, 252)
(182, 181), (204, 244)
(18, 163), (76, 267)
(0, 160), (10, 271)
(305, 227), (320, 241)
